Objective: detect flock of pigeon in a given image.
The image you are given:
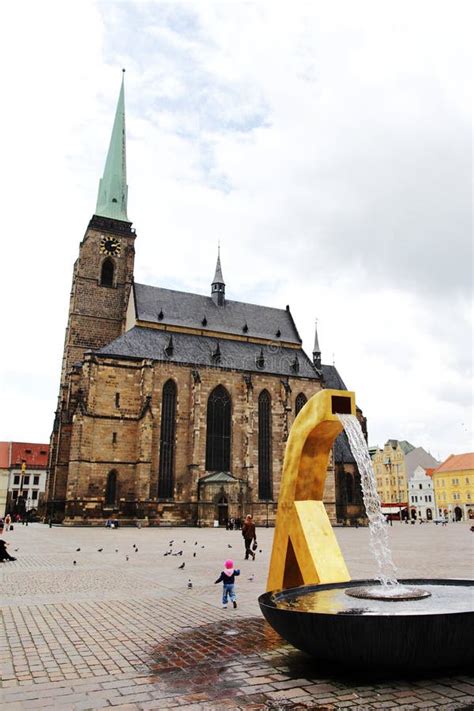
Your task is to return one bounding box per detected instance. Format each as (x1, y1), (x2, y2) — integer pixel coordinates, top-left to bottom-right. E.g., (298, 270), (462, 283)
(71, 536), (260, 587)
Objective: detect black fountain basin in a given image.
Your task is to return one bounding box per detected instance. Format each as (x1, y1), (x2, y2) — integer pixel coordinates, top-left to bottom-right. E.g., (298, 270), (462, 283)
(259, 579), (474, 671)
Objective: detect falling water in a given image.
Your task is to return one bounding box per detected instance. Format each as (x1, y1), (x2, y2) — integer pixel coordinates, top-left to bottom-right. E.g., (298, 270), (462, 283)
(338, 414), (398, 587)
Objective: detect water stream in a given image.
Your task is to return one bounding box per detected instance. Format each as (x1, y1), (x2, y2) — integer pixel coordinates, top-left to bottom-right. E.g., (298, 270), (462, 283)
(338, 413), (399, 587)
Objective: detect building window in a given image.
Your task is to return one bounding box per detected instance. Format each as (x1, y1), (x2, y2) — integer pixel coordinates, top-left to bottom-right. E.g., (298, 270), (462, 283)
(112, 432), (117, 444)
(258, 389), (272, 500)
(31, 490), (38, 500)
(452, 478), (459, 485)
(158, 379), (177, 499)
(105, 470), (118, 506)
(13, 475), (20, 486)
(206, 385), (231, 472)
(100, 258), (114, 287)
(12, 490), (18, 500)
(295, 392), (307, 417)
(23, 475), (30, 486)
(115, 392), (120, 408)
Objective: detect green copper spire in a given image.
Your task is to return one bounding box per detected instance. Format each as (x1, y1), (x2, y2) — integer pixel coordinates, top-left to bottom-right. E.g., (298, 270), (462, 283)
(95, 70), (129, 222)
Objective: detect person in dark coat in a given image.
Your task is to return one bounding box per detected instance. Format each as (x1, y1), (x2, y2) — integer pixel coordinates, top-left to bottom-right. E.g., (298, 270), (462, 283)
(0, 539), (16, 561)
(242, 514), (257, 560)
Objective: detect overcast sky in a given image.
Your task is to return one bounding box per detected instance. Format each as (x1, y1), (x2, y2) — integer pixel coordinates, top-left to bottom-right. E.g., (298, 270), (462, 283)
(0, 1), (472, 461)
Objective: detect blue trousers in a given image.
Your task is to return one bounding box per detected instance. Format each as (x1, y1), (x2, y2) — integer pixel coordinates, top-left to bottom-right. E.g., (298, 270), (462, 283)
(222, 583), (236, 605)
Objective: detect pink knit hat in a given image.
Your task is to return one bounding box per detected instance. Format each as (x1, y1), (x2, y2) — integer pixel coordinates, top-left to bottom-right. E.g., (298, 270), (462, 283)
(225, 559), (234, 569)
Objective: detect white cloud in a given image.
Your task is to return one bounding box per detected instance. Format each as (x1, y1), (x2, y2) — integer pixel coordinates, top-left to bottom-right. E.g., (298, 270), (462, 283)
(0, 0), (472, 461)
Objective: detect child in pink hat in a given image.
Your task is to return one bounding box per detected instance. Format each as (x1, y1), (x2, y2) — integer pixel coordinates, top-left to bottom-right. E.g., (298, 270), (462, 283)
(214, 559), (240, 609)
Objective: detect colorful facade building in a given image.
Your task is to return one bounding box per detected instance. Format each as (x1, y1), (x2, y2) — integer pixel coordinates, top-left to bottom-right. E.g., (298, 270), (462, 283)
(0, 442), (49, 516)
(431, 453), (474, 522)
(371, 440), (410, 519)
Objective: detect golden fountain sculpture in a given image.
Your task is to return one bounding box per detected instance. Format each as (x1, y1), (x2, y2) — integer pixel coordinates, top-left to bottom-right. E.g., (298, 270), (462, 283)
(267, 389), (356, 592)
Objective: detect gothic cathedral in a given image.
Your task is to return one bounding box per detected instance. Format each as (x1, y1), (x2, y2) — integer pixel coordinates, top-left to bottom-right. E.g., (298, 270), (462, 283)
(47, 74), (366, 526)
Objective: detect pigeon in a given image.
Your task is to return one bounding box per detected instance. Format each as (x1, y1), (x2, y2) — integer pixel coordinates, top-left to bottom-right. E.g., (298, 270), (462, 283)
(194, 541), (198, 545)
(73, 561), (77, 565)
(201, 545), (205, 548)
(178, 550), (183, 556)
(14, 548), (19, 552)
(76, 548), (81, 552)
(248, 574), (255, 582)
(259, 549), (262, 553)
(97, 548), (103, 552)
(187, 580), (193, 588)
(169, 540), (174, 546)
(227, 544), (232, 548)
(126, 555), (129, 561)
(115, 549), (119, 553)
(193, 552), (196, 558)
(134, 548), (138, 553)
(178, 562), (185, 569)
(183, 540), (186, 543)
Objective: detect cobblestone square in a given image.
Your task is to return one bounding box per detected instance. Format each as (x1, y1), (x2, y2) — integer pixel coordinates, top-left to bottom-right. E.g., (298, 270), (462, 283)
(0, 522), (473, 709)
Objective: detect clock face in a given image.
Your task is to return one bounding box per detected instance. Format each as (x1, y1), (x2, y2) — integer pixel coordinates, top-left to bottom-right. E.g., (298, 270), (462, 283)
(99, 236), (121, 256)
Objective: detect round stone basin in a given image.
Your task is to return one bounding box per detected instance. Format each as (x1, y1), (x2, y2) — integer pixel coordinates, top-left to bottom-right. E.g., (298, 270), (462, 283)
(259, 579), (474, 671)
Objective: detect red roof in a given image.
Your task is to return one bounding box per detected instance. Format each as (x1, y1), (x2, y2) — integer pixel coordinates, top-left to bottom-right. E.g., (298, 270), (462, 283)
(425, 468), (435, 478)
(433, 453), (474, 474)
(0, 441), (10, 468)
(0, 441), (49, 469)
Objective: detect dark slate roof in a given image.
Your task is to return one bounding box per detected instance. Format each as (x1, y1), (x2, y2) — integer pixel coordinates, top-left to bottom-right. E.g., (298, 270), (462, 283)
(95, 326), (320, 379)
(133, 283), (302, 344)
(320, 364), (356, 464)
(321, 364), (347, 390)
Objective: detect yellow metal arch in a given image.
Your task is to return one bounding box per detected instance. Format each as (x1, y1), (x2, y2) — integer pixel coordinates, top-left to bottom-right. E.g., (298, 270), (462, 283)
(267, 389), (355, 591)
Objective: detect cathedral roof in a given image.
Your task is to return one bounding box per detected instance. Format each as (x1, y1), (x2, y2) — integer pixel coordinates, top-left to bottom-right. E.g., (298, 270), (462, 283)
(95, 326), (319, 379)
(320, 364), (348, 390)
(132, 283), (302, 344)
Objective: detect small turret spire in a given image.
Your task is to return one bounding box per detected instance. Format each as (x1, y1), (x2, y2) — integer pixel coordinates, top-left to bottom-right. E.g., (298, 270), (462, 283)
(95, 69), (129, 222)
(313, 318), (321, 369)
(211, 245), (225, 306)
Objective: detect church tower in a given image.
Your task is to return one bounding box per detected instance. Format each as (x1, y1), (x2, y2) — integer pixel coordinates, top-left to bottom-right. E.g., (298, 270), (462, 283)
(48, 72), (136, 513)
(59, 70), (135, 385)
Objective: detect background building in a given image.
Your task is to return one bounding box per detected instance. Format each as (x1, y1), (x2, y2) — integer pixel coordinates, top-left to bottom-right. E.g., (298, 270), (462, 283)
(46, 75), (367, 527)
(408, 465), (436, 521)
(371, 440), (410, 520)
(431, 453), (474, 521)
(0, 442), (49, 517)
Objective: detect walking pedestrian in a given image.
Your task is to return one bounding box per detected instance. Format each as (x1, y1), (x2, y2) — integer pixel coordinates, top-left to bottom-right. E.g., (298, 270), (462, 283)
(242, 514), (257, 560)
(4, 513), (11, 531)
(214, 559), (240, 609)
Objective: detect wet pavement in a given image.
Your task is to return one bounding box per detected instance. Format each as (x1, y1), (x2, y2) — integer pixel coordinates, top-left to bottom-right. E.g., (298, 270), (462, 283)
(0, 522), (473, 709)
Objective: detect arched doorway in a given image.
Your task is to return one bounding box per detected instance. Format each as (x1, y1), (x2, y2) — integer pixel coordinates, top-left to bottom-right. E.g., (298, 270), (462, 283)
(426, 508), (432, 520)
(217, 495), (228, 526)
(454, 506), (463, 521)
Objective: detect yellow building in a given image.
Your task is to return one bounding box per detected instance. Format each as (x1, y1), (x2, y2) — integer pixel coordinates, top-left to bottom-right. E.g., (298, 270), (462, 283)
(371, 440), (410, 519)
(432, 453), (474, 522)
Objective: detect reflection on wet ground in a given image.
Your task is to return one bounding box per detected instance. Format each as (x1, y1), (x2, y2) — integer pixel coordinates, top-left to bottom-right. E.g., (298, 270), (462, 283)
(148, 616), (474, 709)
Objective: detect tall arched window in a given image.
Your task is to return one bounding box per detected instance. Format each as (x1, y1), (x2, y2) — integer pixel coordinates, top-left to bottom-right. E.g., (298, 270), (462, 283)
(295, 392), (307, 417)
(100, 258), (114, 287)
(258, 390), (272, 500)
(105, 470), (117, 506)
(206, 385), (231, 471)
(158, 379), (177, 499)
